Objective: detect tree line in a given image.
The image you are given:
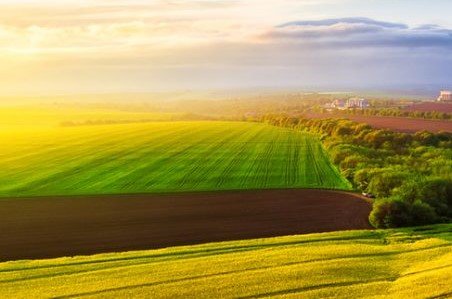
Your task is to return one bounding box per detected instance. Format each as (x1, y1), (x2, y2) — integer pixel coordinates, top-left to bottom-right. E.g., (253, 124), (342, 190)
(257, 114), (452, 228)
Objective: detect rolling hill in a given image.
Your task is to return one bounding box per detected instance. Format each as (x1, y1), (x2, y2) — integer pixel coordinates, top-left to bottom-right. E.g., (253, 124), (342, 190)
(0, 224), (450, 298)
(0, 121), (350, 197)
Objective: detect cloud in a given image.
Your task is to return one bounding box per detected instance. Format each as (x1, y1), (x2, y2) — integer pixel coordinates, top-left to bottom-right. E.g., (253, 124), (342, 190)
(278, 17), (408, 29)
(0, 6), (451, 94)
(263, 17), (452, 49)
(0, 0), (255, 55)
(0, 1), (240, 27)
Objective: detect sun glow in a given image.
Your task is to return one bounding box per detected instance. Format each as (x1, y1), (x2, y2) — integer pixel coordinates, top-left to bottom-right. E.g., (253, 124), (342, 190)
(0, 0), (451, 95)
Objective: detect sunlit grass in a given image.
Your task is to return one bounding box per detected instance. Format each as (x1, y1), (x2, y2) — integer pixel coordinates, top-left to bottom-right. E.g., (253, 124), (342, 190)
(0, 106), (177, 132)
(0, 117), (350, 197)
(0, 224), (450, 298)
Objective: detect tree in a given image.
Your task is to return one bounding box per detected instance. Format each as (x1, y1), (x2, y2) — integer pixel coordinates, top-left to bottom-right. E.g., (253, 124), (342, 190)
(367, 170), (410, 198)
(392, 180), (422, 203)
(414, 131), (439, 146)
(410, 201), (437, 225)
(419, 179), (452, 218)
(369, 199), (412, 228)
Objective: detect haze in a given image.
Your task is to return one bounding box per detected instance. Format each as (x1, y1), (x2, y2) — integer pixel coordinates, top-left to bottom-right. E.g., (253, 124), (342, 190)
(1, 0), (451, 96)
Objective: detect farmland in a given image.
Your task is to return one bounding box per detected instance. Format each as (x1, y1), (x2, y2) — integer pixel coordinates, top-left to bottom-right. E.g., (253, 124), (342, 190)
(404, 102), (452, 113)
(0, 224), (450, 298)
(0, 121), (350, 197)
(343, 115), (452, 133)
(0, 189), (371, 261)
(304, 113), (452, 133)
(1, 105), (449, 298)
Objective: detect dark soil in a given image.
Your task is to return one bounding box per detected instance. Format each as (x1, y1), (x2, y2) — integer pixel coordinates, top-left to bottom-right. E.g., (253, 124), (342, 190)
(0, 189), (372, 261)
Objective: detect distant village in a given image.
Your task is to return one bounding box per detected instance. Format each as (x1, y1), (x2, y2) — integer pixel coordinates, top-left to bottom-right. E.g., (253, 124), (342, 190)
(325, 90), (451, 111)
(326, 98), (370, 110)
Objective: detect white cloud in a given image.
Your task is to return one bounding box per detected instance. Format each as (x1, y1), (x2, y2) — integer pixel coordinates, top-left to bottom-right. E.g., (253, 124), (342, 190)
(0, 1), (451, 94)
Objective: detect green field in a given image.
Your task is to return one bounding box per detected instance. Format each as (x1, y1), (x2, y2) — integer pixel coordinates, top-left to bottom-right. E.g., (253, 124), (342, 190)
(0, 121), (350, 197)
(0, 224), (450, 298)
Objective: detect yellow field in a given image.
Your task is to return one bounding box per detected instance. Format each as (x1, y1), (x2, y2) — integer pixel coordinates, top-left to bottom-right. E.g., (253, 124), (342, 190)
(0, 106), (176, 132)
(0, 224), (450, 298)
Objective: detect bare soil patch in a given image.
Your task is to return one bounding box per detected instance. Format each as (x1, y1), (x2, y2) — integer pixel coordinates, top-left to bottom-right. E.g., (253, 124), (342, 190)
(305, 113), (452, 133)
(0, 189), (371, 261)
(345, 115), (452, 133)
(404, 102), (452, 113)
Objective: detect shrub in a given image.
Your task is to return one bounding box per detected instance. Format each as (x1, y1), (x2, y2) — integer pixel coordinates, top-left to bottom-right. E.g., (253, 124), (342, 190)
(367, 171), (410, 198)
(410, 201), (438, 225)
(419, 179), (452, 218)
(392, 180), (422, 203)
(354, 168), (385, 192)
(369, 199), (412, 228)
(340, 154), (368, 171)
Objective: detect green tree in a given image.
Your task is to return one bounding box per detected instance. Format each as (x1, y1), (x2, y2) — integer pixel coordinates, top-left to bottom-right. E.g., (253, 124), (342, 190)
(410, 201), (437, 225)
(369, 199), (412, 228)
(367, 170), (410, 198)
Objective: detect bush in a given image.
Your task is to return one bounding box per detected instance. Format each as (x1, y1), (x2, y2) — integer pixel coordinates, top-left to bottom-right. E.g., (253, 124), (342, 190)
(369, 198), (439, 229)
(392, 180), (422, 203)
(410, 201), (438, 225)
(353, 168), (383, 192)
(340, 154), (368, 171)
(419, 179), (452, 218)
(369, 199), (412, 228)
(367, 171), (410, 198)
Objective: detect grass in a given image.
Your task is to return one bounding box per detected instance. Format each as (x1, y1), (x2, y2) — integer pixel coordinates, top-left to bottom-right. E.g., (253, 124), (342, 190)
(0, 106), (178, 132)
(0, 224), (450, 298)
(0, 120), (350, 197)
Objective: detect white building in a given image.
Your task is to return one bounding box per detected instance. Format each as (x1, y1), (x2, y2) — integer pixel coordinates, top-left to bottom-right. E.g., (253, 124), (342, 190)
(437, 90), (452, 102)
(330, 99), (346, 109)
(346, 98), (369, 109)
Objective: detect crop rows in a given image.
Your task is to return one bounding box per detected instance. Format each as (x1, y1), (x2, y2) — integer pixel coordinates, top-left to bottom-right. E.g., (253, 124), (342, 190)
(0, 121), (351, 197)
(0, 224), (450, 298)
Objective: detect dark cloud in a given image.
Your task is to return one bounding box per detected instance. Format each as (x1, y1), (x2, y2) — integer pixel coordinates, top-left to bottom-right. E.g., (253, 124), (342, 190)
(265, 17), (452, 49)
(278, 17), (408, 29)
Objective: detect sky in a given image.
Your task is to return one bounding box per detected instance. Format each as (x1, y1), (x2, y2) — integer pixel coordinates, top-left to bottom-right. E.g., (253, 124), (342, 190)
(0, 0), (451, 95)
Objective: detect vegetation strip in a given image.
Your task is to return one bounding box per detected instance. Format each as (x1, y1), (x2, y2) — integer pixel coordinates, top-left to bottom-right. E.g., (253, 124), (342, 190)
(0, 224), (450, 298)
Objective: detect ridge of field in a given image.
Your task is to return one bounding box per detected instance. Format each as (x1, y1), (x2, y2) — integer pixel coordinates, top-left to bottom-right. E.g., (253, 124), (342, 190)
(0, 224), (450, 298)
(0, 121), (350, 197)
